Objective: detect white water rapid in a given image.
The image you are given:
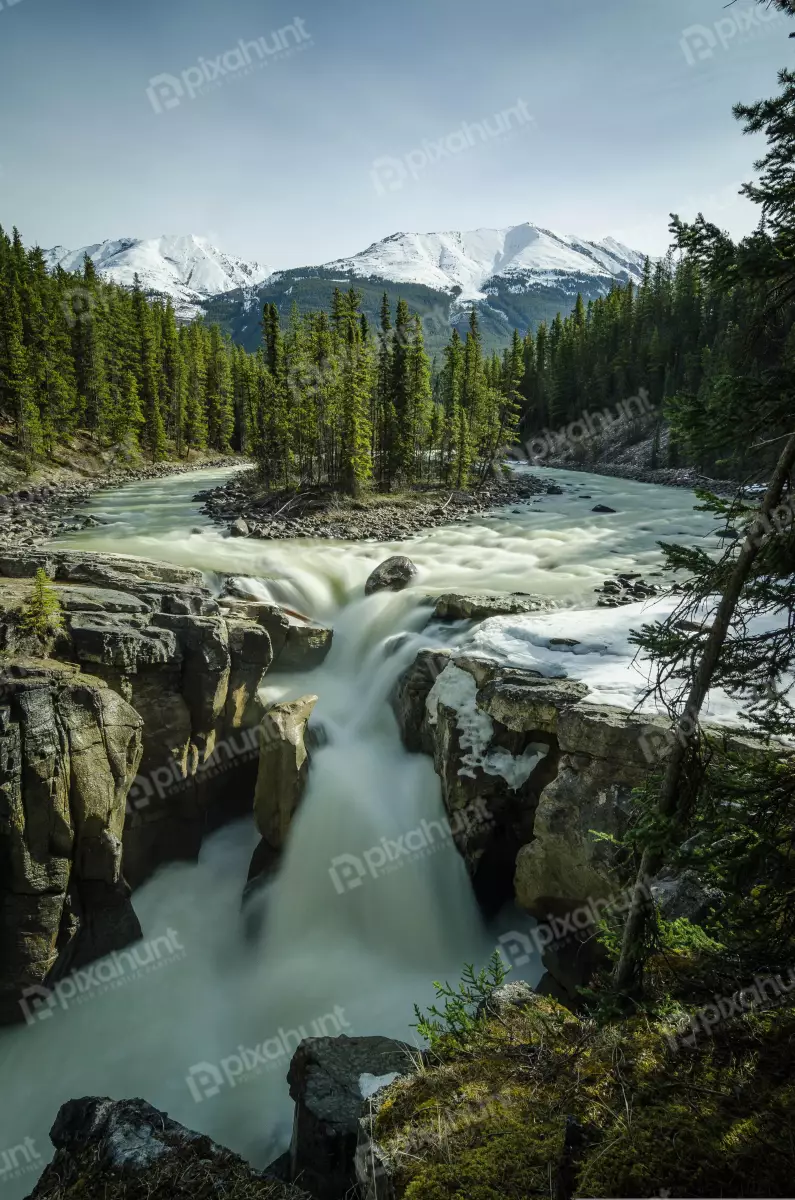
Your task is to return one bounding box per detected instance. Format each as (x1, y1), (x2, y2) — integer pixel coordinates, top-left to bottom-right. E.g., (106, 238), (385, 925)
(0, 465), (724, 1195)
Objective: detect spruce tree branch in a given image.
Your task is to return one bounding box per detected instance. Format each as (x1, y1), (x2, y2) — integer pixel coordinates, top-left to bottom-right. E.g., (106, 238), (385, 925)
(614, 430), (795, 995)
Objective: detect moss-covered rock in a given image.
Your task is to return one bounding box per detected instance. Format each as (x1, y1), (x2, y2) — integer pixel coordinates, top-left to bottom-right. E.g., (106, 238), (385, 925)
(361, 989), (795, 1199)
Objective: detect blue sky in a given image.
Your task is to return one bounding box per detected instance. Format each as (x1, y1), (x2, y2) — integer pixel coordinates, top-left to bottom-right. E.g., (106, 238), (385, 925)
(0, 0), (791, 268)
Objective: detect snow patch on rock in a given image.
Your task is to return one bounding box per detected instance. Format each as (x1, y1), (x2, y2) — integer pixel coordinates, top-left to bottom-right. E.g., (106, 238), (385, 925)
(359, 1071), (400, 1099)
(426, 662), (548, 788)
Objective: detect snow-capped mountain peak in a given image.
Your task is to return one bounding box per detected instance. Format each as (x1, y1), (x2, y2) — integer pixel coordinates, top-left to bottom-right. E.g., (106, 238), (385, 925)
(323, 222), (646, 300)
(43, 234), (272, 317)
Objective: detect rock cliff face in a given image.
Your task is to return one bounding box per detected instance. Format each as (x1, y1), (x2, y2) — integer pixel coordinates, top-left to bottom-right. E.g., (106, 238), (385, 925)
(0, 549), (275, 887)
(392, 652), (649, 918)
(0, 668), (143, 1024)
(393, 645), (775, 996)
(0, 548), (325, 1021)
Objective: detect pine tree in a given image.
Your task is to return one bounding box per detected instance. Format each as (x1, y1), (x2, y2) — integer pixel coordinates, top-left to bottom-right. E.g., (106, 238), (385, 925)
(182, 323), (208, 456)
(160, 300), (185, 455)
(337, 290), (372, 496)
(132, 279), (166, 462)
(0, 279), (42, 464)
(108, 371), (144, 449)
(440, 328), (465, 484)
(19, 568), (63, 640)
(613, 48), (795, 996)
(205, 325), (234, 452)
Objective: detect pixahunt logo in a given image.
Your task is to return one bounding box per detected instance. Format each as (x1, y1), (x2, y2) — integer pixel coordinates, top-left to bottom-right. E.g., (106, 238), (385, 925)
(186, 1007), (351, 1101)
(127, 727), (263, 813)
(147, 19), (312, 113)
(680, 3), (783, 66)
(667, 967), (795, 1052)
(0, 1139), (41, 1183)
(371, 100), (534, 195)
(497, 881), (655, 967)
(329, 800), (492, 894)
(19, 930), (185, 1024)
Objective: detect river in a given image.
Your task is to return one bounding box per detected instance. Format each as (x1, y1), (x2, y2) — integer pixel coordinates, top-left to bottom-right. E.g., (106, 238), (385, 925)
(0, 465), (723, 1195)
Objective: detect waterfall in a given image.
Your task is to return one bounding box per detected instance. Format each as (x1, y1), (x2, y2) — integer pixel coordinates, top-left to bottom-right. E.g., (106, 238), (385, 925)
(0, 464), (722, 1194)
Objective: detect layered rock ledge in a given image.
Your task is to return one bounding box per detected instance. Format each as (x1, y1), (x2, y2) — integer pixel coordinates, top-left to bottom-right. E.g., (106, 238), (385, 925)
(0, 548), (330, 1023)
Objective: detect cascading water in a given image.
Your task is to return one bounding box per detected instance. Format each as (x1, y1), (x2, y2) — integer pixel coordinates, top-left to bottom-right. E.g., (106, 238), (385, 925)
(0, 465), (723, 1195)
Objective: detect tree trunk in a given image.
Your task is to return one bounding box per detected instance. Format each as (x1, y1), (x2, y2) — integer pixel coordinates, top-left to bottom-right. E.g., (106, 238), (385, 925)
(613, 431), (795, 994)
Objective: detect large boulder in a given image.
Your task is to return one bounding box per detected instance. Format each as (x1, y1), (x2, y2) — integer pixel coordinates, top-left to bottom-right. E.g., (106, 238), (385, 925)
(431, 592), (548, 622)
(0, 670), (143, 1025)
(67, 613), (178, 672)
(397, 643), (776, 1000)
(224, 620), (273, 729)
(0, 548), (203, 590)
(54, 586), (150, 614)
(287, 1035), (413, 1200)
(25, 1096), (307, 1199)
(412, 659), (567, 915)
(651, 869), (724, 924)
(395, 645), (676, 920)
(477, 673), (589, 734)
(364, 556), (418, 596)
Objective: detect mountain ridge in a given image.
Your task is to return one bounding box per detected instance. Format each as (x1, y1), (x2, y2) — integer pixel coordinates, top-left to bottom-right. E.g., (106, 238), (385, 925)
(43, 234), (272, 318)
(318, 222), (646, 301)
(45, 221), (648, 355)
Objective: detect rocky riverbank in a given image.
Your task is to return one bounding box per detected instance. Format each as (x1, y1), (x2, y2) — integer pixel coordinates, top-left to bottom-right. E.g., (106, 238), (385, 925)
(195, 470), (554, 542)
(518, 406), (753, 497)
(0, 456), (241, 549)
(539, 454), (745, 497)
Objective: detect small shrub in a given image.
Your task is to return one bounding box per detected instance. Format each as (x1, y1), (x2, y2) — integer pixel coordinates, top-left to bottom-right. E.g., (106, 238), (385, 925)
(412, 952), (509, 1051)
